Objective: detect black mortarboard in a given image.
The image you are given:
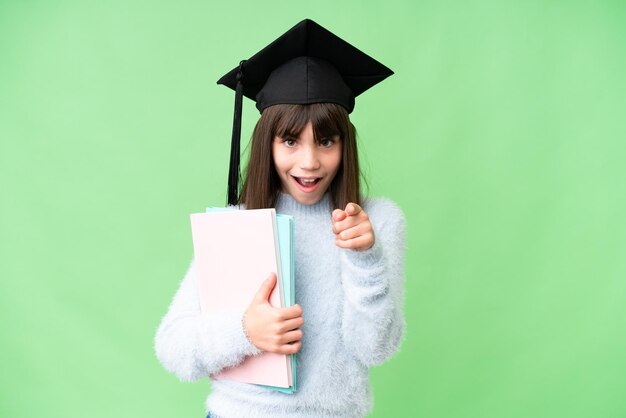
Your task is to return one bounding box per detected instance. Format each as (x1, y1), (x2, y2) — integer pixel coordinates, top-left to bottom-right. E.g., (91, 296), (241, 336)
(217, 18), (394, 205)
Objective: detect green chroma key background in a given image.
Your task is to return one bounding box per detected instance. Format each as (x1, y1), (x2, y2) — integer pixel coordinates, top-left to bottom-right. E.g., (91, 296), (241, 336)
(1, 1), (625, 417)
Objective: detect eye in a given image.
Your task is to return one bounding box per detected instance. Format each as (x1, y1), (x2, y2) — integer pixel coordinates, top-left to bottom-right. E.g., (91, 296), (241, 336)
(319, 137), (336, 148)
(282, 137), (297, 147)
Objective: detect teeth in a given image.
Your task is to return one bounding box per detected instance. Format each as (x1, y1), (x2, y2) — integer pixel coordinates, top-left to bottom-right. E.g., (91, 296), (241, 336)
(298, 178), (318, 184)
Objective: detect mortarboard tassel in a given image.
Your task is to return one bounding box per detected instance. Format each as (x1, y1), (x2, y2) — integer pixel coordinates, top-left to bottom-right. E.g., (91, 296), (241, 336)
(227, 60), (246, 206)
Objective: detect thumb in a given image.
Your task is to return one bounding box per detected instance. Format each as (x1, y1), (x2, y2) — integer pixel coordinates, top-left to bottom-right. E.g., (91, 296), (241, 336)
(254, 272), (277, 303)
(332, 209), (347, 222)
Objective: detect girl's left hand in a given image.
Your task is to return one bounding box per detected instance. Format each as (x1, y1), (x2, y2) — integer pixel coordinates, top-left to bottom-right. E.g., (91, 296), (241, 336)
(332, 203), (375, 251)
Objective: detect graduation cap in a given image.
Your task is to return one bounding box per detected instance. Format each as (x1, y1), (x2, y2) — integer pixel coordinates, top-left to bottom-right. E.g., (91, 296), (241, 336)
(217, 18), (393, 205)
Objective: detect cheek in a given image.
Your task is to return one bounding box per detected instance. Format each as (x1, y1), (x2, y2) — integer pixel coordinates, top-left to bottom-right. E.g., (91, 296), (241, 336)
(272, 145), (286, 172)
(272, 142), (282, 171)
(329, 149), (342, 174)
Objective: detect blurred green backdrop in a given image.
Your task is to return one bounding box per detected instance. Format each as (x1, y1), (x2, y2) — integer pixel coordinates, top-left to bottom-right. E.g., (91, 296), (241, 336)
(1, 1), (625, 417)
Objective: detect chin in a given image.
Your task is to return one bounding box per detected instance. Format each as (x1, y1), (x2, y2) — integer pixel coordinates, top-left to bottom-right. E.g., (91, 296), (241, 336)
(288, 185), (328, 205)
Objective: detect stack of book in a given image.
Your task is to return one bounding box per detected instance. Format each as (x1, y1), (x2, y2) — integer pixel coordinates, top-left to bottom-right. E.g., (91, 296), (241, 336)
(190, 207), (296, 393)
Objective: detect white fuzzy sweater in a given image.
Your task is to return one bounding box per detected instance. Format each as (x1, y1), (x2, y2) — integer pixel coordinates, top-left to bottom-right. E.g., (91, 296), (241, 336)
(154, 192), (406, 417)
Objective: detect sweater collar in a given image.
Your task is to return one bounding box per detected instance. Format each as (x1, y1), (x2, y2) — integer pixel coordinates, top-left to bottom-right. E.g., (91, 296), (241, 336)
(275, 191), (333, 217)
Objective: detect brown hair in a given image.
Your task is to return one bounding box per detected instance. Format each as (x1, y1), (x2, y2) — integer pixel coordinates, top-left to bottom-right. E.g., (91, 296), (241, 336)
(239, 103), (362, 210)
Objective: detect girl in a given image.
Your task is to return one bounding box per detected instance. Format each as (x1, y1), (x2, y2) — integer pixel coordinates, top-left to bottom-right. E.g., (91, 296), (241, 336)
(154, 19), (407, 418)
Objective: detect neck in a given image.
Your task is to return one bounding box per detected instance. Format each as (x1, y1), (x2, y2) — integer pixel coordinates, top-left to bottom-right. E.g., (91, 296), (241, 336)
(275, 192), (332, 216)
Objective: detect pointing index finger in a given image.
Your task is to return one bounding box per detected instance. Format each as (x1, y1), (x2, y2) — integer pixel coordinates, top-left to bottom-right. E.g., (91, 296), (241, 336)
(345, 203), (362, 216)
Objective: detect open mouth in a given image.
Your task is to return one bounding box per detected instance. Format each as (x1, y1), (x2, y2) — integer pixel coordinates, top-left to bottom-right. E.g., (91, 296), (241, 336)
(291, 176), (323, 192)
(293, 176), (322, 186)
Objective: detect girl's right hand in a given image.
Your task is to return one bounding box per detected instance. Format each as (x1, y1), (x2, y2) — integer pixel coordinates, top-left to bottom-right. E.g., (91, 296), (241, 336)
(243, 273), (304, 355)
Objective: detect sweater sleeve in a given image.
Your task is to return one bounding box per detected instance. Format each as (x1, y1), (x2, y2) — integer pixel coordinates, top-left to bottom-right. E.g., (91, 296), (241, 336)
(339, 199), (407, 367)
(154, 259), (262, 381)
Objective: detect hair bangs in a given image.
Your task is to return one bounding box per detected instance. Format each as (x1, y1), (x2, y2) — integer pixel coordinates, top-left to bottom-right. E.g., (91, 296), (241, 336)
(272, 103), (346, 142)
(308, 103), (346, 142)
(273, 105), (310, 139)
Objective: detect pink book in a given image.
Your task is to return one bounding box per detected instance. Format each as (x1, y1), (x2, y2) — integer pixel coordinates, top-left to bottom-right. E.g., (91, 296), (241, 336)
(190, 208), (291, 388)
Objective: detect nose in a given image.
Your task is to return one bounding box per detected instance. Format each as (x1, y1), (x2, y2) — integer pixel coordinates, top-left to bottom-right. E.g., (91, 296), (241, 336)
(299, 143), (321, 171)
